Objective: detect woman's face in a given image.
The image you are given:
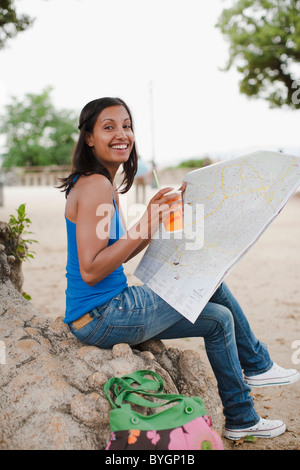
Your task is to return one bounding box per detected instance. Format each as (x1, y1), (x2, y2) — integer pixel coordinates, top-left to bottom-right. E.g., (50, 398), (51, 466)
(86, 105), (135, 174)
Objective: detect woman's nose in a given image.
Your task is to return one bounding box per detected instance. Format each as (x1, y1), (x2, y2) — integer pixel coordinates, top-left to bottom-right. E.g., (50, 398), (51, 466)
(115, 127), (127, 139)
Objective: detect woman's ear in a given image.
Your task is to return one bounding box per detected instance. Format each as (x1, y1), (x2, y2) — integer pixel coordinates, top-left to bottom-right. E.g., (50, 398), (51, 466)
(85, 132), (94, 148)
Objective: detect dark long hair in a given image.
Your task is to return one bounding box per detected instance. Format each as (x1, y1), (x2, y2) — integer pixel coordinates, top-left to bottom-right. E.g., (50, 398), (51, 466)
(58, 97), (138, 196)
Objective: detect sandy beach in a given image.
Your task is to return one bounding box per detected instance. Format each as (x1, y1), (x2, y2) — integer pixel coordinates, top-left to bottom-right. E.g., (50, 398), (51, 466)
(0, 180), (299, 450)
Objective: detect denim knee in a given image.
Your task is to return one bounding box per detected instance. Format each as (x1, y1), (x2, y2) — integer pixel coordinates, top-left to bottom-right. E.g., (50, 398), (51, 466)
(203, 305), (235, 354)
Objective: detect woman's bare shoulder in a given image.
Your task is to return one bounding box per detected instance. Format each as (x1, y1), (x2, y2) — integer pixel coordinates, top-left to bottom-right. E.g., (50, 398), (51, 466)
(66, 174), (113, 222)
(77, 174), (113, 199)
(78, 173), (112, 188)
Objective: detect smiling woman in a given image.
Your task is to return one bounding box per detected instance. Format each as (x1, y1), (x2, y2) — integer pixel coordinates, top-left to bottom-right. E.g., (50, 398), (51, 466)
(59, 97), (138, 195)
(58, 95), (182, 290)
(85, 106), (135, 176)
(57, 96), (299, 443)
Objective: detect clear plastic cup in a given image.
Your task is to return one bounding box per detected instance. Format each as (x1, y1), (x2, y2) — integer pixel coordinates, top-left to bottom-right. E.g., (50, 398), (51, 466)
(163, 193), (183, 233)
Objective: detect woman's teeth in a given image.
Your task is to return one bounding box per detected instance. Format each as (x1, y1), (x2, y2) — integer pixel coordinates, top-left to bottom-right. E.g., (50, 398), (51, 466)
(111, 144), (128, 149)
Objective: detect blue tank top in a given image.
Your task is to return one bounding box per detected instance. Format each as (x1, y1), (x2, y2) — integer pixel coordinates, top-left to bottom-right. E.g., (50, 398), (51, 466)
(64, 188), (128, 324)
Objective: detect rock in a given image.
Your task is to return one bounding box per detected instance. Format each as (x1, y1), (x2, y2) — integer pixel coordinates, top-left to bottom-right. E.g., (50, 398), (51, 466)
(88, 371), (108, 388)
(70, 392), (104, 427)
(0, 222), (24, 292)
(0, 279), (224, 450)
(112, 342), (133, 358)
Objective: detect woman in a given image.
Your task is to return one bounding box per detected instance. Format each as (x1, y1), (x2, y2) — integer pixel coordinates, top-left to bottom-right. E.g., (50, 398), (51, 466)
(60, 97), (299, 440)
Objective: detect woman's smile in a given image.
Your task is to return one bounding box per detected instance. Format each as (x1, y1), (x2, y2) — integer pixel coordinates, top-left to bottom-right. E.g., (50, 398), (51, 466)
(110, 143), (130, 151)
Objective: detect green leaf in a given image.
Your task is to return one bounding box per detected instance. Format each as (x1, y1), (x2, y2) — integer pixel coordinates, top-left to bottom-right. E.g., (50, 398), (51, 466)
(244, 435), (257, 442)
(22, 292), (32, 301)
(8, 215), (18, 225)
(17, 204), (26, 217)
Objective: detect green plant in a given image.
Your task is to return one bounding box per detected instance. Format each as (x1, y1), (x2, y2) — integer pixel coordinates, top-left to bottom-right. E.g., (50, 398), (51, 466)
(8, 203), (38, 262)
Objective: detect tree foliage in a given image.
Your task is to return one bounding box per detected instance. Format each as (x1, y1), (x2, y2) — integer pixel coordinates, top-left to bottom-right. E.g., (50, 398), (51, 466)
(0, 0), (34, 49)
(176, 157), (212, 168)
(0, 87), (77, 167)
(216, 0), (300, 108)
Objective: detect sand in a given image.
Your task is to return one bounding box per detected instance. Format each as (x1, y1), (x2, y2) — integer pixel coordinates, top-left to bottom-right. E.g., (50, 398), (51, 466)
(0, 182), (299, 450)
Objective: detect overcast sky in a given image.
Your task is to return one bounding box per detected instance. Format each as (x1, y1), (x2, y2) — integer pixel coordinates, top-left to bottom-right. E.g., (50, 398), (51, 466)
(0, 0), (299, 168)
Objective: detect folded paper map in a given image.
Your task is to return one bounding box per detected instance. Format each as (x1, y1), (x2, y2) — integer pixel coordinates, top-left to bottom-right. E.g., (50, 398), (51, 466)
(134, 151), (300, 323)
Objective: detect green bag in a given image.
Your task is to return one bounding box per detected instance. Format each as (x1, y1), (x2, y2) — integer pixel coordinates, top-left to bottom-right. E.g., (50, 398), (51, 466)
(104, 369), (224, 450)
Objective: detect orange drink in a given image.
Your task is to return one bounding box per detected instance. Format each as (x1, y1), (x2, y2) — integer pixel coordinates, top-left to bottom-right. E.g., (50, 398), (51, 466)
(152, 170), (183, 233)
(163, 194), (183, 233)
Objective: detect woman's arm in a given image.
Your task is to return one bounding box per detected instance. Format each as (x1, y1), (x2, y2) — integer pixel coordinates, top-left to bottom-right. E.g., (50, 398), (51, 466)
(117, 204), (151, 263)
(123, 238), (151, 263)
(75, 174), (180, 286)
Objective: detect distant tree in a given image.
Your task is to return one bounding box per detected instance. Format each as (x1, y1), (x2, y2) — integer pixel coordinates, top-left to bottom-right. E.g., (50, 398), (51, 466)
(216, 0), (300, 109)
(0, 0), (34, 49)
(0, 87), (77, 167)
(177, 157), (212, 169)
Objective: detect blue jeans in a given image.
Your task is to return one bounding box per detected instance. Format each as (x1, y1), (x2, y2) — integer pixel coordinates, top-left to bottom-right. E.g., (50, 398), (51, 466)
(68, 282), (273, 429)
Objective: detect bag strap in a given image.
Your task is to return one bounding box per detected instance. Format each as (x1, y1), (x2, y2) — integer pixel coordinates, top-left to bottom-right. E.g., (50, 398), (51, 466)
(115, 370), (164, 392)
(104, 370), (163, 408)
(104, 369), (192, 410)
(115, 388), (193, 409)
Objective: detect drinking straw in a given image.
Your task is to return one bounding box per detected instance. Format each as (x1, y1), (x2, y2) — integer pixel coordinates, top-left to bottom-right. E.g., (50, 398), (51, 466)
(153, 169), (161, 189)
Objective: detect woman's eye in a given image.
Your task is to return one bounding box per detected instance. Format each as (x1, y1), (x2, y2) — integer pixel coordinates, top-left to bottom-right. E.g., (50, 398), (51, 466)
(104, 124), (132, 130)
